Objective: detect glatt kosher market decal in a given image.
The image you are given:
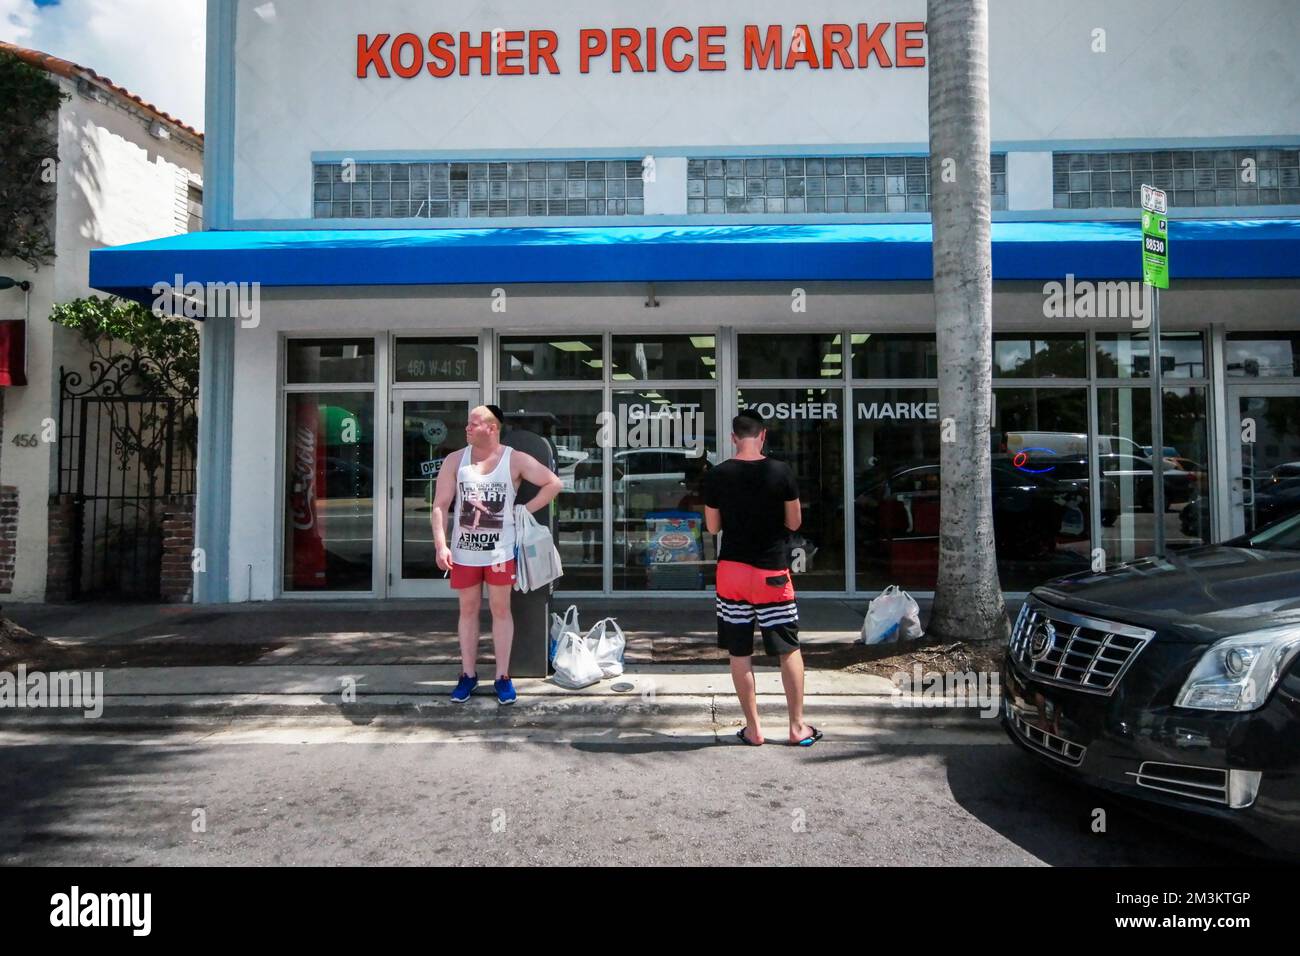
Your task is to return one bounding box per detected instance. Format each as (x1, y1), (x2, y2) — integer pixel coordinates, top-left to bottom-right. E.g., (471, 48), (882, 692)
(356, 23), (926, 78)
(736, 401), (940, 421)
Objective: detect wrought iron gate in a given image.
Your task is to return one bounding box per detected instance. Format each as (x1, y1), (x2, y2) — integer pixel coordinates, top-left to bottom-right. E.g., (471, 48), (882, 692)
(57, 353), (197, 599)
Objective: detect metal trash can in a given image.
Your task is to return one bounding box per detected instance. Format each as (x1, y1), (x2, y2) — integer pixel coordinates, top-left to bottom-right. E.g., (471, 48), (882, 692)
(501, 426), (555, 678)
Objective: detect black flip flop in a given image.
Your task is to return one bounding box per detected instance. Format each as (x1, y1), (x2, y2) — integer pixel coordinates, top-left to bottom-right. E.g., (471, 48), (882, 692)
(792, 726), (823, 747)
(736, 727), (762, 746)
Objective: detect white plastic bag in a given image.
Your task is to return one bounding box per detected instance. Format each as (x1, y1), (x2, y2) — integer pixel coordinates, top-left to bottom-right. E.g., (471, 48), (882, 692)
(588, 617), (626, 678)
(549, 605), (580, 666)
(861, 585), (923, 644)
(552, 629), (603, 689)
(514, 505), (563, 592)
(515, 548), (528, 593)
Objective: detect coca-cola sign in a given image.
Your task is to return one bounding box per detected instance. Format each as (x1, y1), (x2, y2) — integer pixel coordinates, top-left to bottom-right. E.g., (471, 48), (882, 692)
(290, 425), (317, 530)
(291, 402), (327, 588)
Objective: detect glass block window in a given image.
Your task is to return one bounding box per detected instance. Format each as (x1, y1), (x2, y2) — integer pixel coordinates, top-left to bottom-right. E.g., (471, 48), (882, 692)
(685, 154), (1007, 214)
(1052, 147), (1300, 209)
(312, 160), (647, 219)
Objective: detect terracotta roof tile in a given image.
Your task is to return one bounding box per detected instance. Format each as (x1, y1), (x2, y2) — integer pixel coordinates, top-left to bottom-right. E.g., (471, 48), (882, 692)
(0, 40), (203, 141)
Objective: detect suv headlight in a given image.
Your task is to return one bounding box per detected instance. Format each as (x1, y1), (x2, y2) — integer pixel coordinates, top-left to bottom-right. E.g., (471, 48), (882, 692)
(1176, 626), (1300, 711)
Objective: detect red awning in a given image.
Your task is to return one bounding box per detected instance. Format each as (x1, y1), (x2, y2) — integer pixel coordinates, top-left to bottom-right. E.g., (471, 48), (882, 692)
(0, 321), (27, 387)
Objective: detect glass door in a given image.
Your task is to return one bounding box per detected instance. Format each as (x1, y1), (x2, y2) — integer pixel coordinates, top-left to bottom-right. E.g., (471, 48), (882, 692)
(387, 389), (477, 597)
(1227, 386), (1300, 538)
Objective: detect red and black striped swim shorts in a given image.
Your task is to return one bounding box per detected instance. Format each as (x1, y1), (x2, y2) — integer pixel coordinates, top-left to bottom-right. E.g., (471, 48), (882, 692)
(715, 560), (799, 656)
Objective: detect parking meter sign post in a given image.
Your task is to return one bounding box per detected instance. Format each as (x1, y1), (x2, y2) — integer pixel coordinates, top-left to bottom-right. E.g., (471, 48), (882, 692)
(1141, 183), (1168, 554)
(1141, 184), (1169, 290)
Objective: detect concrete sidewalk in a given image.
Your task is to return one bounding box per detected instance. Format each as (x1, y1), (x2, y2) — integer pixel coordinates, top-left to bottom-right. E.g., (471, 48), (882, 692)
(1, 599), (1011, 734)
(4, 596), (926, 666)
(0, 663), (1005, 730)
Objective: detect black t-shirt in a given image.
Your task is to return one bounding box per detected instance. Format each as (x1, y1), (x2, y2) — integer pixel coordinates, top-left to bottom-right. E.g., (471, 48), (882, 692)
(703, 457), (800, 570)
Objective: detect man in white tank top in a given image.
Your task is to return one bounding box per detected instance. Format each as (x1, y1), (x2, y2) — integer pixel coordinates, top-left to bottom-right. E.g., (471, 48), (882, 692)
(432, 405), (562, 705)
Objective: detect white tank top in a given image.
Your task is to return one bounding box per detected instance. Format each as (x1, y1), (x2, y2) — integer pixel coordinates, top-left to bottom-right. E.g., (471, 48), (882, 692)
(452, 446), (517, 567)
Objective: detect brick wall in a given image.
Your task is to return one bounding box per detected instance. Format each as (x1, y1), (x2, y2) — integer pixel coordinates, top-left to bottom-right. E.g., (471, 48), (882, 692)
(0, 486), (16, 594)
(45, 494), (76, 602)
(160, 495), (196, 603)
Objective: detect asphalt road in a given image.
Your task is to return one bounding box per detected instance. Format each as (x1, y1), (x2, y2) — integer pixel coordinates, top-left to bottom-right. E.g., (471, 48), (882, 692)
(0, 719), (1262, 866)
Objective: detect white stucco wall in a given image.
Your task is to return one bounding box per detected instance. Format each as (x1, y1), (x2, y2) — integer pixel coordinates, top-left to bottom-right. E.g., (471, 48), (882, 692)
(0, 74), (202, 602)
(227, 0), (1300, 221)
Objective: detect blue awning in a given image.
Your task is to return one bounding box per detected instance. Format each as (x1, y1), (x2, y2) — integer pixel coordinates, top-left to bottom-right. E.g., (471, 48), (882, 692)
(89, 219), (1300, 303)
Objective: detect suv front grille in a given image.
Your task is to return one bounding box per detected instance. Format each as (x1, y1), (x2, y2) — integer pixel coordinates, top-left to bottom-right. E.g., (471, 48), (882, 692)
(1010, 598), (1155, 696)
(1125, 762), (1230, 805)
(1123, 762), (1262, 809)
(1010, 710), (1087, 766)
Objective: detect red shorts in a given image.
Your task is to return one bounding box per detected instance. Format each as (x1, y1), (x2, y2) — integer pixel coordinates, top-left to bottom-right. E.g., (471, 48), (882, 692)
(715, 560), (799, 656)
(450, 559), (517, 590)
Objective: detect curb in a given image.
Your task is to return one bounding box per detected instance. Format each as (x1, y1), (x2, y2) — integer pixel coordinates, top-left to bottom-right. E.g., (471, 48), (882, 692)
(0, 693), (1005, 729)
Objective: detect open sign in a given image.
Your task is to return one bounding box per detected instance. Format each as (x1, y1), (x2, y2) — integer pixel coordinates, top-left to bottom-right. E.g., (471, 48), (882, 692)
(1013, 447), (1058, 474)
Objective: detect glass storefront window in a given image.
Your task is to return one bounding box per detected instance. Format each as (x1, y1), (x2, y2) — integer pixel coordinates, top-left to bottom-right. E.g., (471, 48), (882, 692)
(287, 338), (375, 384)
(394, 338), (478, 383)
(1227, 332), (1300, 377)
(738, 333), (843, 380)
(993, 333), (1086, 378)
(853, 388), (942, 591)
(396, 398), (471, 579)
(611, 335), (716, 380)
(1162, 332), (1206, 378)
(283, 392), (375, 591)
(497, 390), (603, 589)
(611, 389), (718, 590)
(499, 336), (603, 382)
(1235, 394), (1300, 535)
(1164, 387), (1211, 548)
(1096, 387), (1156, 564)
(736, 388), (845, 590)
(277, 327), (1238, 598)
(850, 333), (937, 379)
(1097, 334), (1149, 379)
(1097, 332), (1205, 379)
(992, 388), (1092, 589)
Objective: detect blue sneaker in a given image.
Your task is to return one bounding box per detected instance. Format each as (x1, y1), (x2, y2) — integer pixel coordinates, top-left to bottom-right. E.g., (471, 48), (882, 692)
(450, 673), (478, 703)
(494, 676), (517, 706)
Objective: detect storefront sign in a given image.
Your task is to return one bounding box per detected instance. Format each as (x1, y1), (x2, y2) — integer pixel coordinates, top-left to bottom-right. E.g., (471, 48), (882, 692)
(406, 357), (472, 381)
(856, 401), (938, 420)
(1011, 447), (1058, 474)
(740, 401), (839, 421)
(356, 23), (925, 78)
(1141, 184), (1169, 289)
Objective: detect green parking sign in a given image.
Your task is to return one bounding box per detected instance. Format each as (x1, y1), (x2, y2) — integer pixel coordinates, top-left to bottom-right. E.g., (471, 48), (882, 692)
(1141, 184), (1169, 289)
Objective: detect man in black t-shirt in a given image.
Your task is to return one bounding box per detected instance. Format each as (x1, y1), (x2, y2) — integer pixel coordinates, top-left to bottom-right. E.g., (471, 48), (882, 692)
(703, 410), (821, 747)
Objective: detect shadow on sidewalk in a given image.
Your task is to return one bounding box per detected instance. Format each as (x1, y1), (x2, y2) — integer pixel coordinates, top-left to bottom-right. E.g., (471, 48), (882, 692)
(5, 597), (883, 668)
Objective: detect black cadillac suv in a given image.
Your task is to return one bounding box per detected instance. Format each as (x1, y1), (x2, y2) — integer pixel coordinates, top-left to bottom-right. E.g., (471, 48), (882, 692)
(1001, 510), (1300, 857)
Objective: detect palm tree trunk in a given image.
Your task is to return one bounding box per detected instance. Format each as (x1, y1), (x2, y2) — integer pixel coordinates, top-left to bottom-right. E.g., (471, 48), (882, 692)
(926, 0), (1009, 643)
